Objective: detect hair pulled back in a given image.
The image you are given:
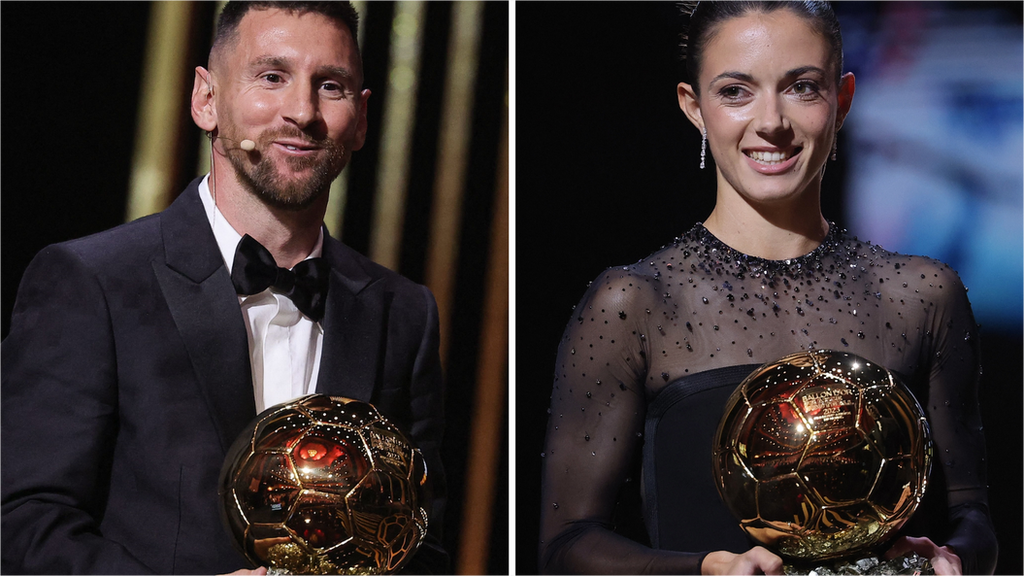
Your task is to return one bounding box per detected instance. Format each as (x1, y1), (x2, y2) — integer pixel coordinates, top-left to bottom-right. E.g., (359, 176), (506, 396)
(680, 1), (843, 97)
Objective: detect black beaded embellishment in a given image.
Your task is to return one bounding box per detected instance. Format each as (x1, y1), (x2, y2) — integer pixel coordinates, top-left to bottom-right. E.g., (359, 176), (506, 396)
(678, 222), (845, 282)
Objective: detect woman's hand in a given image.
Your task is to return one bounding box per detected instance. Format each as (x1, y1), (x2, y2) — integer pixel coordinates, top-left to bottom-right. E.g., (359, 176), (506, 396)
(884, 536), (961, 575)
(702, 547), (784, 575)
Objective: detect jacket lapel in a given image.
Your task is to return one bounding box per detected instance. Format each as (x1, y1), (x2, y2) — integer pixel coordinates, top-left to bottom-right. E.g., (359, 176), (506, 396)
(315, 236), (385, 403)
(152, 179), (256, 453)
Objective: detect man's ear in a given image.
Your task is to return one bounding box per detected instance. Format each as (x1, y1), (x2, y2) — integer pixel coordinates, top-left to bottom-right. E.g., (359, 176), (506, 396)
(350, 89), (371, 151)
(677, 82), (704, 134)
(191, 66), (217, 132)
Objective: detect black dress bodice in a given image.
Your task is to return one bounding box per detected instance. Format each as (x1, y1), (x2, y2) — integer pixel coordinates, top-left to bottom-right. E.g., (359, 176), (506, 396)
(539, 224), (997, 574)
(642, 365), (759, 553)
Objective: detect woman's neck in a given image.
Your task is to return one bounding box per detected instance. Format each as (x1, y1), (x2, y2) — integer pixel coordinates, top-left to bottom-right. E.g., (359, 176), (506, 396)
(700, 170), (832, 260)
(702, 201), (829, 261)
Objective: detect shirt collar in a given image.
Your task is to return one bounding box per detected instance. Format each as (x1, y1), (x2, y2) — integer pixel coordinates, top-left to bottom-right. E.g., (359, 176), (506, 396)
(198, 174), (324, 274)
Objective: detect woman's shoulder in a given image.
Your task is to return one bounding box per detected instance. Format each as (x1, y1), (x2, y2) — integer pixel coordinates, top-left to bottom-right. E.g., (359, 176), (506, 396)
(581, 261), (662, 311)
(839, 229), (961, 275)
(573, 237), (690, 314)
(835, 229), (971, 305)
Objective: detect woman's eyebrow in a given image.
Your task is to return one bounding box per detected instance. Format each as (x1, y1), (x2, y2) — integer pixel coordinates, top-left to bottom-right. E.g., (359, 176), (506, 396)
(708, 66), (828, 86)
(709, 70), (755, 85)
(785, 65), (828, 78)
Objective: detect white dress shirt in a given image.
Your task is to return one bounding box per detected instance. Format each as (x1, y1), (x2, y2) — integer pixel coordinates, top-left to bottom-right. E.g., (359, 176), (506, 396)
(198, 176), (324, 413)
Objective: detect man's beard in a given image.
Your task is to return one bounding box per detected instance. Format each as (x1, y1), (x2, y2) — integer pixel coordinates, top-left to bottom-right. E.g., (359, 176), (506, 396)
(227, 129), (345, 211)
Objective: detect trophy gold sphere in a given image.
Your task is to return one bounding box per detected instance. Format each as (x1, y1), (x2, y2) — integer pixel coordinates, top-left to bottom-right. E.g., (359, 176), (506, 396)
(712, 350), (932, 561)
(219, 395), (428, 574)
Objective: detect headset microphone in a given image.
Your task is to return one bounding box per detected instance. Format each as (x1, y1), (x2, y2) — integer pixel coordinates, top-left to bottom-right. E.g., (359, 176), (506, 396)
(207, 135), (256, 200)
(215, 135), (256, 152)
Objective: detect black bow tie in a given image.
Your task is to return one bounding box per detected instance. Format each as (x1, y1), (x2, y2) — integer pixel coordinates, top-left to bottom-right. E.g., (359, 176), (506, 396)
(230, 234), (330, 322)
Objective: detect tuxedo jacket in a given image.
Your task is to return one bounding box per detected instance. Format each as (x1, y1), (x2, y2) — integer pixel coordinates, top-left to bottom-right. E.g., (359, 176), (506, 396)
(1, 178), (447, 574)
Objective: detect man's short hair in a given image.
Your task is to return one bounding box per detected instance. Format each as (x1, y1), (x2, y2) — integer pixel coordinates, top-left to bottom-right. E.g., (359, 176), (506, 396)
(210, 1), (361, 74)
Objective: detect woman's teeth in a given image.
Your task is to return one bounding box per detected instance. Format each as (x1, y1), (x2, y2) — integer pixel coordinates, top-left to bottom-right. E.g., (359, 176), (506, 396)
(747, 150), (792, 164)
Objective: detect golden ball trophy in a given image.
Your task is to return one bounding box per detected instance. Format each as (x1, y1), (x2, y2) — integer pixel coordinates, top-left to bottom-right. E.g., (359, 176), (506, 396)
(713, 350), (934, 575)
(219, 395), (428, 574)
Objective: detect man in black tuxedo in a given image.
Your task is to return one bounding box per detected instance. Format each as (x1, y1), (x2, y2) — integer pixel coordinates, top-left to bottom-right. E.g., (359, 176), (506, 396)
(1, 2), (446, 574)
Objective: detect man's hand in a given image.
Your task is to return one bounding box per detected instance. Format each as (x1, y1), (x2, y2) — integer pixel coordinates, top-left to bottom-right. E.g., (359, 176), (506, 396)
(220, 568), (267, 575)
(885, 536), (962, 576)
(702, 546), (784, 575)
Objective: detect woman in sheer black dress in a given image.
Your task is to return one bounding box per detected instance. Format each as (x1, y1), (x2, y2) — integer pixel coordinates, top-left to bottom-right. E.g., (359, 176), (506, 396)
(538, 2), (998, 574)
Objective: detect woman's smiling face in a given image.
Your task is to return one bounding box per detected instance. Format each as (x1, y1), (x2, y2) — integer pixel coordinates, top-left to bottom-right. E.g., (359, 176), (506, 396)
(683, 9), (852, 208)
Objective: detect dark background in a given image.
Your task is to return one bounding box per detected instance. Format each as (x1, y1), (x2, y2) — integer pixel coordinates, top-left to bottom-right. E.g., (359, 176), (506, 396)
(1, 2), (507, 573)
(514, 2), (1022, 574)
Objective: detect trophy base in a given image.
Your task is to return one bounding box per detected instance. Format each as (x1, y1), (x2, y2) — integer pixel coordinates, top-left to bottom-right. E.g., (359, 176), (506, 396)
(266, 567), (383, 575)
(782, 552), (933, 575)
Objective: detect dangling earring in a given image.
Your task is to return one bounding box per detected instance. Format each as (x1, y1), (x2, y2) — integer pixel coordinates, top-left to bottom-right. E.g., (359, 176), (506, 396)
(700, 127), (707, 169)
(831, 131), (838, 161)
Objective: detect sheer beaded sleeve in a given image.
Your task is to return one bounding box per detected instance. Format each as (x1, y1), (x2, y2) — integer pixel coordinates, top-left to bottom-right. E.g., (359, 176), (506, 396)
(538, 268), (708, 575)
(900, 259), (997, 575)
(538, 224), (997, 574)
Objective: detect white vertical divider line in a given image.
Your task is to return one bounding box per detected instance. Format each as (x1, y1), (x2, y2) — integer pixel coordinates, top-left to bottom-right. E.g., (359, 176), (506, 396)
(506, 2), (517, 572)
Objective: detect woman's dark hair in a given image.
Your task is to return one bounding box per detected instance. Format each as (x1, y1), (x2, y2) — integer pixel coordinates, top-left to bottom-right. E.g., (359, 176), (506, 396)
(680, 1), (843, 97)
